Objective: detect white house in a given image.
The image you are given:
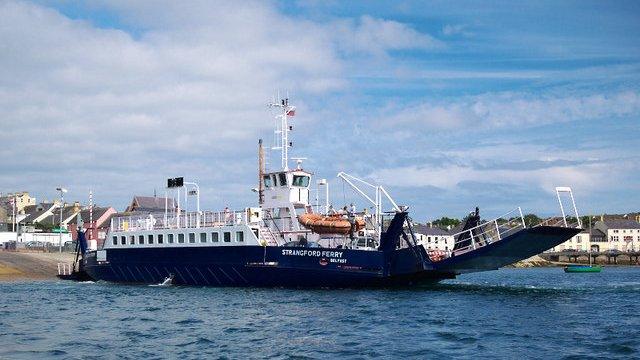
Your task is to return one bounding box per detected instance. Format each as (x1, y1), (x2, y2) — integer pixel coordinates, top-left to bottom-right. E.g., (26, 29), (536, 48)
(594, 219), (640, 252)
(413, 224), (455, 252)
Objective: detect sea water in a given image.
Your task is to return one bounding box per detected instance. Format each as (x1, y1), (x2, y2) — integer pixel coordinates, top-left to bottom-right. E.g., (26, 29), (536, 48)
(1, 267), (638, 359)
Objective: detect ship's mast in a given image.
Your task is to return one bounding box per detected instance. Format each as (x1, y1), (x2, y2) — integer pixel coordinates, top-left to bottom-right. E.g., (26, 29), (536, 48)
(258, 138), (265, 205)
(268, 97), (295, 171)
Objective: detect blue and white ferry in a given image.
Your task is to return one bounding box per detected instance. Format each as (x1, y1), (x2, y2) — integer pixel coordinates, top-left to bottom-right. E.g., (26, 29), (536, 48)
(82, 98), (582, 287)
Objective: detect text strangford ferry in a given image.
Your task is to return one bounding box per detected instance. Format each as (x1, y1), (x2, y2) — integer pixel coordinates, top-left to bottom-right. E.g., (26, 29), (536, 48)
(78, 98), (582, 287)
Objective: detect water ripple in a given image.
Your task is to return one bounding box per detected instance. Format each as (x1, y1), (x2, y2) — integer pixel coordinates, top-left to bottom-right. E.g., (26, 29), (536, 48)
(0, 268), (638, 359)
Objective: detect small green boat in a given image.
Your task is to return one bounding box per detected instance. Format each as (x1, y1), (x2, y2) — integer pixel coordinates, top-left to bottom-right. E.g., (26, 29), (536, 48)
(564, 265), (602, 273)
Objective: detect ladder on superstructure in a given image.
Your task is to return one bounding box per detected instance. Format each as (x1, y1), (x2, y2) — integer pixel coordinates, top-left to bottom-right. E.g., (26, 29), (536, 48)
(259, 224), (280, 246)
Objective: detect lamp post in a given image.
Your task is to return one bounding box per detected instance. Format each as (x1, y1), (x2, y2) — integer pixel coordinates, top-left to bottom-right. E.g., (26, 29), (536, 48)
(56, 187), (68, 253)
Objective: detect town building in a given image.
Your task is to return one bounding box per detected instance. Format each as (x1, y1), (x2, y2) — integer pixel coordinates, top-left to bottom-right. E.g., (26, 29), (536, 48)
(0, 192), (37, 230)
(67, 206), (117, 248)
(550, 228), (606, 252)
(0, 192), (36, 213)
(35, 202), (83, 230)
(594, 218), (640, 252)
(125, 196), (175, 213)
(413, 224), (455, 252)
(21, 202), (58, 225)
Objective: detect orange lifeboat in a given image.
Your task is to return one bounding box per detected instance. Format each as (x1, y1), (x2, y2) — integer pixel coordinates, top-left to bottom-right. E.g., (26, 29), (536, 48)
(298, 213), (366, 235)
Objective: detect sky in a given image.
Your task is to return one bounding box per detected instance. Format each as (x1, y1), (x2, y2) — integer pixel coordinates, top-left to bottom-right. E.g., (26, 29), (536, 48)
(0, 0), (639, 221)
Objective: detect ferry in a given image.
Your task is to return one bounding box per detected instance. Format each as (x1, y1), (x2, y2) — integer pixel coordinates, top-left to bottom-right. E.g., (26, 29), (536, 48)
(80, 98), (582, 287)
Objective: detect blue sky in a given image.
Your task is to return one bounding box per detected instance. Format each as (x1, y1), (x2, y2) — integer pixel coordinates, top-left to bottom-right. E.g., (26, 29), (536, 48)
(1, 0), (639, 221)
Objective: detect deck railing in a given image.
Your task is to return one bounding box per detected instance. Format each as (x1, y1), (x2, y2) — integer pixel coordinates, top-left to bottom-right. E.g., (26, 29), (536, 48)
(110, 210), (253, 233)
(535, 217), (581, 228)
(447, 207), (526, 257)
(57, 263), (72, 276)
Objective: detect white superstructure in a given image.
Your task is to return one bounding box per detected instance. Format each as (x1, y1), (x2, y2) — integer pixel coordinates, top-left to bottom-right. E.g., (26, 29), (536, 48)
(105, 97), (382, 251)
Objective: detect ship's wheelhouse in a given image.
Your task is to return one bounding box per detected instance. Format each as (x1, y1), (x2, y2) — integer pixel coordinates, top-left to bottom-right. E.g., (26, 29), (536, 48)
(262, 169), (312, 207)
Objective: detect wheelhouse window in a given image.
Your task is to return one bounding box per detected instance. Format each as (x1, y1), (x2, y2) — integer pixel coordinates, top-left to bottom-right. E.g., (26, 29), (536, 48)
(278, 173), (287, 187)
(200, 233), (207, 243)
(223, 232), (231, 242)
(158, 234), (164, 244)
(263, 175), (272, 188)
(292, 175), (309, 187)
(112, 236), (118, 246)
(148, 234), (154, 244)
(138, 235), (144, 245)
(178, 234), (185, 243)
(211, 232), (219, 242)
(121, 236), (126, 245)
(189, 233), (196, 243)
(168, 234), (174, 244)
(236, 231), (244, 242)
(129, 236), (135, 245)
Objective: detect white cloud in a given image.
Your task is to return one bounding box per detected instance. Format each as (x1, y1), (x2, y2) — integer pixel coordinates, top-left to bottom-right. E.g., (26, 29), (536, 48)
(334, 15), (444, 56)
(0, 0), (442, 209)
(368, 162), (615, 199)
(378, 90), (640, 131)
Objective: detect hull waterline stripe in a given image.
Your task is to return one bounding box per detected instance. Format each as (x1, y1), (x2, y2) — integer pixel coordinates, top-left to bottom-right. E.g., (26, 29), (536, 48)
(152, 266), (163, 278)
(135, 266), (148, 283)
(126, 266), (138, 283)
(218, 267), (235, 284)
(110, 265), (122, 282)
(184, 267), (199, 285)
(206, 267), (222, 285)
(117, 266), (129, 282)
(194, 267), (211, 286)
(173, 267), (188, 285)
(143, 266), (156, 283)
(162, 266), (171, 278)
(231, 267), (249, 285)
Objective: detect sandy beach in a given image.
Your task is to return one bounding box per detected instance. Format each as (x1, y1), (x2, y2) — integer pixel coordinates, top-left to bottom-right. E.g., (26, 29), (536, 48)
(0, 251), (76, 281)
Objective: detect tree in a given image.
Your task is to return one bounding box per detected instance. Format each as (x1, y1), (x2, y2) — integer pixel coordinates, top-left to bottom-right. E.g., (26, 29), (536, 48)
(432, 216), (461, 229)
(35, 222), (55, 232)
(523, 213), (542, 227)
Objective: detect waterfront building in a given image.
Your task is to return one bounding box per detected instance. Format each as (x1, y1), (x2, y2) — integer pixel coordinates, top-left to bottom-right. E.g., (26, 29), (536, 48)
(0, 207), (8, 230)
(0, 192), (36, 213)
(549, 227), (606, 252)
(21, 203), (58, 225)
(593, 219), (640, 252)
(67, 206), (117, 248)
(0, 192), (37, 229)
(552, 229), (590, 252)
(413, 224), (455, 252)
(35, 202), (82, 231)
(125, 196), (175, 213)
(586, 228), (607, 252)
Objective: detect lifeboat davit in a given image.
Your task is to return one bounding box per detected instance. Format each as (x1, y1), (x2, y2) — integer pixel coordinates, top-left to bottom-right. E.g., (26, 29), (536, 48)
(298, 213), (366, 235)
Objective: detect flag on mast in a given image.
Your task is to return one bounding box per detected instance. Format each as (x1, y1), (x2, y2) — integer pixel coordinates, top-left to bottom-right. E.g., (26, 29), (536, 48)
(286, 106), (296, 116)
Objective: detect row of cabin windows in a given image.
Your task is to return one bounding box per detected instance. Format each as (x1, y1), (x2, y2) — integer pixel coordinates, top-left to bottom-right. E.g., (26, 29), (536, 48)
(263, 173), (309, 188)
(112, 231), (244, 246)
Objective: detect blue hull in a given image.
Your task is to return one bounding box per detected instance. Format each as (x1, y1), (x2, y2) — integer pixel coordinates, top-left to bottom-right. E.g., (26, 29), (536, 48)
(84, 246), (453, 287)
(83, 226), (580, 287)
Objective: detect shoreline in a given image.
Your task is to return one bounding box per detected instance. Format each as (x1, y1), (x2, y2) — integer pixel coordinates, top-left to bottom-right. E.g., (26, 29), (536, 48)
(0, 250), (75, 282)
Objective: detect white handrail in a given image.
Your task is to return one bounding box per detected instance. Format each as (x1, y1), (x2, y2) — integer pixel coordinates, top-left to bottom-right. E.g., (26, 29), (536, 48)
(450, 207), (523, 238)
(111, 209), (256, 233)
(446, 207), (526, 257)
